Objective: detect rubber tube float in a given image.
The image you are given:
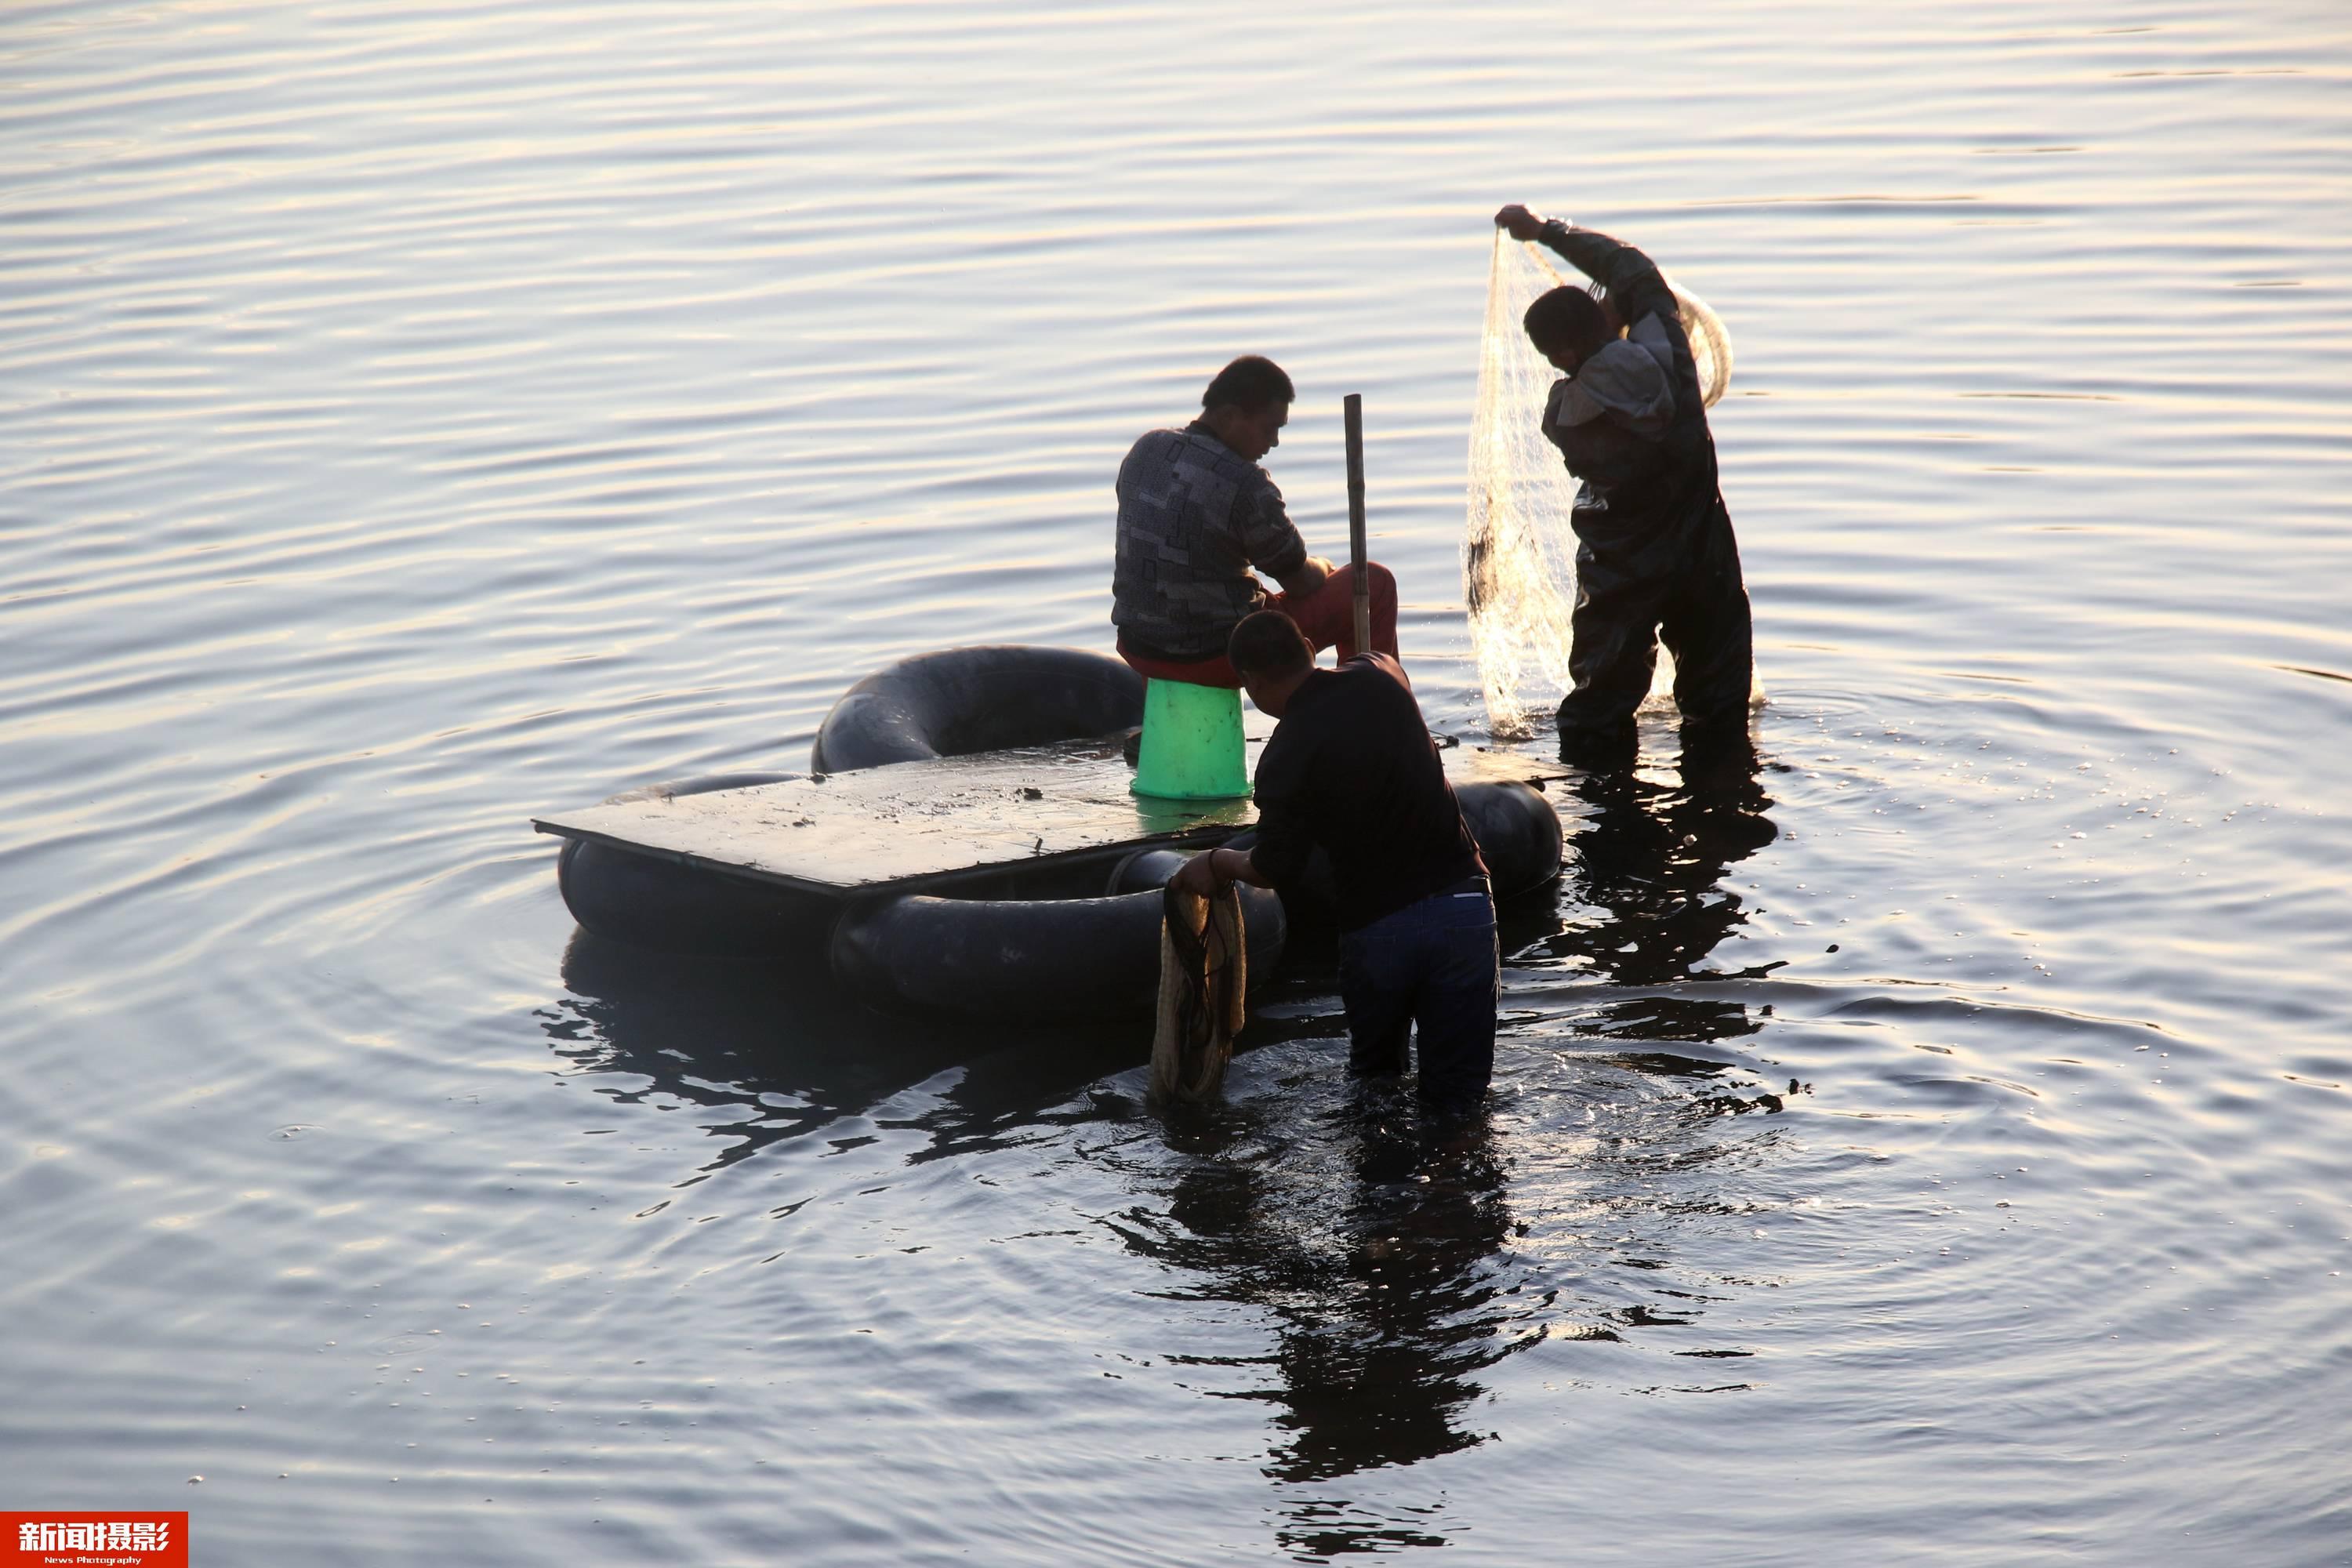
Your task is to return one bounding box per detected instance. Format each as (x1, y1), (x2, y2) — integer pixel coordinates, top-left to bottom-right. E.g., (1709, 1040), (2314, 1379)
(556, 771), (840, 955)
(830, 876), (1288, 1022)
(554, 648), (1559, 1022)
(811, 644), (1144, 772)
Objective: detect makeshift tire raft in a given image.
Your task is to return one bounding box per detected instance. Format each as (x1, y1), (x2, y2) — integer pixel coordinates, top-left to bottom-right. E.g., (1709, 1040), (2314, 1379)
(540, 646), (1569, 1022)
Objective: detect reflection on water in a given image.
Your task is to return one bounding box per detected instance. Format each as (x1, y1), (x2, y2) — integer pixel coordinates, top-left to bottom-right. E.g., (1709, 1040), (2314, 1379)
(1123, 1098), (1517, 1479)
(547, 933), (1139, 1174)
(1533, 725), (1780, 1051)
(1106, 1092), (1519, 1555)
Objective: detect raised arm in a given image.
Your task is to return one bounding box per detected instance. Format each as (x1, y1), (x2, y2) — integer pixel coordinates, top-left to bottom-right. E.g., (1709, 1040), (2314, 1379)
(1494, 204), (1679, 332)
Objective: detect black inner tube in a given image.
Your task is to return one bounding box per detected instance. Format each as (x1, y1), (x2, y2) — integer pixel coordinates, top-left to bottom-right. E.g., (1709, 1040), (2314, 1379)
(831, 878), (1287, 1021)
(555, 771), (832, 955)
(811, 645), (1144, 772)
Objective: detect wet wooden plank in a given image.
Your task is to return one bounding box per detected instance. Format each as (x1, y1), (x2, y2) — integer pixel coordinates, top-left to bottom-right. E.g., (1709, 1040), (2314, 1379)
(532, 735), (1570, 896)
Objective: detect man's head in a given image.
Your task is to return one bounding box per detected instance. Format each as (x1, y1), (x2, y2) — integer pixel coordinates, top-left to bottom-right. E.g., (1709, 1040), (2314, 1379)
(1523, 287), (1615, 375)
(1227, 608), (1314, 717)
(1197, 354), (1294, 461)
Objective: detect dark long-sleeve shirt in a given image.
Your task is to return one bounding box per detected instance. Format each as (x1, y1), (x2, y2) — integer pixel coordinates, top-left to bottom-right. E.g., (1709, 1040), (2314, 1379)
(1249, 653), (1486, 931)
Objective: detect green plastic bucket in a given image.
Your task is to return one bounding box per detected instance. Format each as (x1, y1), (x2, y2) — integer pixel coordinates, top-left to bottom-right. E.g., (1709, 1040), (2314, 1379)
(1131, 678), (1250, 800)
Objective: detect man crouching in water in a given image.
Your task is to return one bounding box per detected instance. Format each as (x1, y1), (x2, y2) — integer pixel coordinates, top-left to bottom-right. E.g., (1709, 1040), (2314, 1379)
(1171, 610), (1498, 1118)
(1496, 203), (1754, 764)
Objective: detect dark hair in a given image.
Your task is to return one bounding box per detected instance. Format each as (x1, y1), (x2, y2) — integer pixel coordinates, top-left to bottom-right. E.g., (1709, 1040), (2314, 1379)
(1228, 609), (1312, 679)
(1523, 287), (1613, 362)
(1202, 355), (1295, 412)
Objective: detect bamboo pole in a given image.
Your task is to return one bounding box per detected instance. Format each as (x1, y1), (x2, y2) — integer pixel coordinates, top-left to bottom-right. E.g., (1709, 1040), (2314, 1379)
(1343, 393), (1370, 656)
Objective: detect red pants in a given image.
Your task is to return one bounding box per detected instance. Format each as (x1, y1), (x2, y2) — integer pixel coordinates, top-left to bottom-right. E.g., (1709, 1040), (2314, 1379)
(1117, 562), (1399, 689)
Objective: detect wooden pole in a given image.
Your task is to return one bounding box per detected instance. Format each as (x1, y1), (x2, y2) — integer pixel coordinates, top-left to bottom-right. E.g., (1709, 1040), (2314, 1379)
(1343, 393), (1370, 656)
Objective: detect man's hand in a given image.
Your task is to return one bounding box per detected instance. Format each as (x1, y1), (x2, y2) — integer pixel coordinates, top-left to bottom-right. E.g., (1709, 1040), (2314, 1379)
(1274, 555), (1333, 598)
(1169, 849), (1227, 899)
(1494, 204), (1547, 241)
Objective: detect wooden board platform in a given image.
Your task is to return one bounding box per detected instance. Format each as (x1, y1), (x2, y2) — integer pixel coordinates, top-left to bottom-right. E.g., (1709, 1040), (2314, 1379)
(533, 736), (1571, 898)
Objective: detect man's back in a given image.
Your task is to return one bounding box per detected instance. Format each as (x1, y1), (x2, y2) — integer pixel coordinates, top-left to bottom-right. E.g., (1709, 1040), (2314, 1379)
(1531, 223), (1724, 544)
(1250, 653), (1485, 931)
(1179, 611), (1501, 1116)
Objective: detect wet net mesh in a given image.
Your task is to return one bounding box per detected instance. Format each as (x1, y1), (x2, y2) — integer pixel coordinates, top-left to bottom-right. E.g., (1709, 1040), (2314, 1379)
(1461, 232), (1732, 739)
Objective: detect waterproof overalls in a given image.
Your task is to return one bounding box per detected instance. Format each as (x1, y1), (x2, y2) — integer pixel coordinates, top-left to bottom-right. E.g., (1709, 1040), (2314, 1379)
(1533, 220), (1753, 742)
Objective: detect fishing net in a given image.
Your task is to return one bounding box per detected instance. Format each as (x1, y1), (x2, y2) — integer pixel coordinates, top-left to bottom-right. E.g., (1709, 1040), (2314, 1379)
(1461, 231), (1733, 739)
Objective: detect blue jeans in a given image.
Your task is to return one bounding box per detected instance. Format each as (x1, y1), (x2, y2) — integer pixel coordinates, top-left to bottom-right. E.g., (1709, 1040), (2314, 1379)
(1337, 880), (1499, 1112)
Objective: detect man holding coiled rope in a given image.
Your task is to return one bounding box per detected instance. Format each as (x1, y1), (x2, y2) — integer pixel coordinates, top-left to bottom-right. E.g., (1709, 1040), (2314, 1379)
(1170, 609), (1497, 1118)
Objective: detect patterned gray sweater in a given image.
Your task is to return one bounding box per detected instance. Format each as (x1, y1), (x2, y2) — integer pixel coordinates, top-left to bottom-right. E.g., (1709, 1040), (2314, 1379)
(1112, 420), (1308, 661)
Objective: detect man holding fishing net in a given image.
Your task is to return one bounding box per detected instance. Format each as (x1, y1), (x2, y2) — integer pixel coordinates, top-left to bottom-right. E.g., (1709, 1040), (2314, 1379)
(1494, 204), (1753, 760)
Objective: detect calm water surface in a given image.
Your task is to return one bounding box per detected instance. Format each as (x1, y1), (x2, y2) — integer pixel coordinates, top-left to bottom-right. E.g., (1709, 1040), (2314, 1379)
(3, 2), (2349, 1563)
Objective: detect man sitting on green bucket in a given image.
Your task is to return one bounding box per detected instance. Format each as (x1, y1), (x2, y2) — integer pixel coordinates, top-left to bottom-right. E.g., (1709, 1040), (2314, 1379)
(1112, 354), (1398, 688)
(1170, 609), (1497, 1117)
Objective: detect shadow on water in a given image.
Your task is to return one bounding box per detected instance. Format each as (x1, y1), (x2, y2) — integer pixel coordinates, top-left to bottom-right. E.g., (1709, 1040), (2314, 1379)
(539, 931), (1149, 1174)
